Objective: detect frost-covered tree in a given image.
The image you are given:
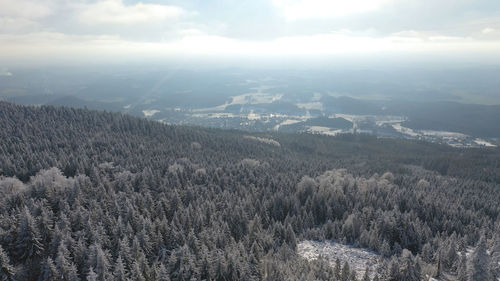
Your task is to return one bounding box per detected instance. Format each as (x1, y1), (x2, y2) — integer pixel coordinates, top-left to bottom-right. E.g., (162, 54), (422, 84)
(341, 261), (350, 281)
(399, 249), (420, 281)
(457, 253), (467, 281)
(386, 258), (400, 281)
(361, 267), (370, 281)
(112, 256), (128, 281)
(39, 257), (57, 281)
(334, 258), (342, 281)
(445, 239), (458, 271)
(87, 243), (112, 281)
(0, 246), (15, 281)
(467, 237), (490, 281)
(15, 206), (43, 261)
(86, 267), (98, 281)
(380, 241), (391, 258)
(157, 263), (170, 281)
(434, 250), (442, 278)
(490, 235), (500, 281)
(55, 242), (79, 281)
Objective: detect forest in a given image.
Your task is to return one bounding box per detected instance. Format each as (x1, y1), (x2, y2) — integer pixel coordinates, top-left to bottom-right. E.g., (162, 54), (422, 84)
(0, 101), (499, 281)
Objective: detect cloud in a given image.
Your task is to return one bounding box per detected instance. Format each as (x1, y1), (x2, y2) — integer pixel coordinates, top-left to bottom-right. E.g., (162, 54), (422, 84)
(0, 17), (42, 33)
(272, 0), (392, 20)
(77, 0), (186, 25)
(1, 0), (500, 65)
(0, 0), (52, 19)
(2, 29), (500, 64)
(482, 27), (495, 34)
(0, 68), (13, 76)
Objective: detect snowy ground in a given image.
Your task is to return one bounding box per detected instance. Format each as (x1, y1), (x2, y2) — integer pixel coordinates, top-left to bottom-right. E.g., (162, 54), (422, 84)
(392, 123), (420, 137)
(142, 109), (160, 117)
(273, 119), (303, 131)
(307, 126), (343, 136)
(297, 240), (382, 278)
(297, 102), (324, 111)
(474, 138), (497, 147)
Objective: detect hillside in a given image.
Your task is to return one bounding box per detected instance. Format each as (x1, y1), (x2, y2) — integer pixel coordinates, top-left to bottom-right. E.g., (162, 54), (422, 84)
(0, 102), (499, 281)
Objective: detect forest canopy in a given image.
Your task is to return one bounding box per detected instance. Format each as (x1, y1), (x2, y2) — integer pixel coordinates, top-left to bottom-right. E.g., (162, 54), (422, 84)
(0, 101), (498, 281)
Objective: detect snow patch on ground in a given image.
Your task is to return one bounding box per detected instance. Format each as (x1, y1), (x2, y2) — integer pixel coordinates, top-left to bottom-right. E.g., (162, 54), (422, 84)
(243, 135), (280, 147)
(192, 113), (238, 118)
(420, 130), (467, 138)
(274, 119), (302, 131)
(142, 109), (160, 117)
(231, 93), (283, 105)
(297, 240), (381, 278)
(193, 92), (283, 112)
(297, 102), (323, 111)
(308, 126), (343, 136)
(375, 118), (406, 126)
(392, 124), (419, 137)
(248, 110), (261, 120)
(474, 138), (497, 147)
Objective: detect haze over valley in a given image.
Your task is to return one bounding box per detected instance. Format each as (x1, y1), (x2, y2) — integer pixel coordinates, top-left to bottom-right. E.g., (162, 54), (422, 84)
(2, 65), (500, 147)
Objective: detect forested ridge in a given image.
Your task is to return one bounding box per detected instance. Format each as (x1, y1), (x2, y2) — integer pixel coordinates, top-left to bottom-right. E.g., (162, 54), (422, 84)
(0, 101), (499, 281)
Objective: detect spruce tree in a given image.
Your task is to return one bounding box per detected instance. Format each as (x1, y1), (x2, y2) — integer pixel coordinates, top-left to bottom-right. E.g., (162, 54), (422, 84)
(0, 246), (15, 281)
(112, 256), (128, 281)
(457, 253), (467, 281)
(467, 237), (490, 281)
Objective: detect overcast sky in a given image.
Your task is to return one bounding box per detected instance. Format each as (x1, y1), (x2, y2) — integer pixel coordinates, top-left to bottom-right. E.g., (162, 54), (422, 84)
(1, 0), (500, 64)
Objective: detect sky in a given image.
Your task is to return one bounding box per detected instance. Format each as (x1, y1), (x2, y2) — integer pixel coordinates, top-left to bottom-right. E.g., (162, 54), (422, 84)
(1, 0), (500, 65)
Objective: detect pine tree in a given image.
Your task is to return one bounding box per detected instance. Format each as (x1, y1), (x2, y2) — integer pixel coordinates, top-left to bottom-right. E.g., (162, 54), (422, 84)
(15, 206), (44, 261)
(434, 250), (442, 278)
(334, 258), (342, 281)
(157, 263), (170, 281)
(285, 224), (297, 249)
(399, 249), (420, 281)
(349, 269), (357, 281)
(445, 238), (458, 271)
(55, 242), (79, 281)
(112, 256), (128, 281)
(362, 267), (370, 281)
(457, 253), (467, 281)
(467, 237), (490, 281)
(380, 240), (391, 258)
(341, 261), (350, 281)
(87, 267), (98, 281)
(87, 243), (112, 281)
(386, 258), (400, 281)
(130, 261), (146, 281)
(39, 257), (57, 281)
(490, 235), (500, 281)
(0, 246), (15, 281)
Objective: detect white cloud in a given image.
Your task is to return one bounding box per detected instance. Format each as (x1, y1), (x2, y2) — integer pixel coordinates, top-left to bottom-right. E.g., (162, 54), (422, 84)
(77, 0), (186, 25)
(3, 30), (499, 63)
(0, 0), (52, 19)
(0, 17), (42, 33)
(272, 0), (392, 20)
(482, 27), (495, 34)
(0, 68), (12, 76)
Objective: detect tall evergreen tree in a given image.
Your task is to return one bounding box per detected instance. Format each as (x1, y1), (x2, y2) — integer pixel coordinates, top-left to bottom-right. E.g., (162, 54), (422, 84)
(467, 237), (490, 281)
(112, 256), (128, 281)
(15, 207), (43, 261)
(457, 253), (467, 281)
(0, 246), (15, 281)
